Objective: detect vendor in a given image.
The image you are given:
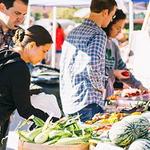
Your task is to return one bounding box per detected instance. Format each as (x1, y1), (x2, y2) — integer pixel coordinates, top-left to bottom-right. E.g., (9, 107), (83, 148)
(0, 25), (59, 141)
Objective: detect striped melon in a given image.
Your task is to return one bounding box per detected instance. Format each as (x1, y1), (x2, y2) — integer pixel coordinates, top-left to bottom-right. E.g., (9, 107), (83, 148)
(128, 139), (150, 150)
(144, 131), (150, 141)
(109, 115), (150, 147)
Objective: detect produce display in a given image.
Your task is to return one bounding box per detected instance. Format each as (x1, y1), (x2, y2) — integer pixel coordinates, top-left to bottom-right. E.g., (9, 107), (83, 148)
(17, 115), (92, 145)
(128, 139), (150, 150)
(17, 112), (150, 150)
(109, 115), (150, 147)
(17, 88), (150, 150)
(106, 88), (150, 114)
(107, 89), (150, 100)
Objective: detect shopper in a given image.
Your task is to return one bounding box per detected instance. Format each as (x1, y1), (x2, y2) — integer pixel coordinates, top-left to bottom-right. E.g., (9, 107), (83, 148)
(103, 9), (147, 98)
(55, 23), (65, 69)
(0, 1), (28, 149)
(60, 0), (117, 122)
(0, 0), (28, 49)
(0, 25), (59, 145)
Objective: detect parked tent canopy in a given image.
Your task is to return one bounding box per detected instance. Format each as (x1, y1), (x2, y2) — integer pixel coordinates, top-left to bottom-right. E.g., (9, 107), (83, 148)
(28, 0), (149, 68)
(29, 0), (91, 7)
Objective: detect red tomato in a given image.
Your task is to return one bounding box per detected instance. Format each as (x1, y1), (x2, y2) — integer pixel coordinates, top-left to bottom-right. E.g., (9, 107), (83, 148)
(121, 71), (130, 77)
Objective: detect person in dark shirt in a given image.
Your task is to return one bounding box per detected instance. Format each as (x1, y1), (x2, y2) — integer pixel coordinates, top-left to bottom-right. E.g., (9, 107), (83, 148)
(0, 0), (28, 49)
(0, 25), (59, 142)
(0, 1), (28, 149)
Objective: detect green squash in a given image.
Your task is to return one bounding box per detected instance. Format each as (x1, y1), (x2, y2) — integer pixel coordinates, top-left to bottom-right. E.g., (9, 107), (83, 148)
(109, 115), (150, 147)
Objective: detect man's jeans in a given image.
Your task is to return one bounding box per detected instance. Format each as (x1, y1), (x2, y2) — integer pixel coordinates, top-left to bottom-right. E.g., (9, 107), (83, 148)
(70, 103), (104, 122)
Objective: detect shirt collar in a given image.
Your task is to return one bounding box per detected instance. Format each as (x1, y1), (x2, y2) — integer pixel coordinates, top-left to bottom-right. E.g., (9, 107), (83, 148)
(0, 23), (15, 36)
(83, 19), (102, 30)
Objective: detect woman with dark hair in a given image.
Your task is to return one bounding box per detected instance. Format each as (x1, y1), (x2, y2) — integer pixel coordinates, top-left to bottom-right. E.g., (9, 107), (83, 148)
(0, 25), (58, 143)
(103, 9), (147, 98)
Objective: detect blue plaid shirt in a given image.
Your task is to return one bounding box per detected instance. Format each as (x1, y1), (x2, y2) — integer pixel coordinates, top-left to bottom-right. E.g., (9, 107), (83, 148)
(60, 19), (107, 114)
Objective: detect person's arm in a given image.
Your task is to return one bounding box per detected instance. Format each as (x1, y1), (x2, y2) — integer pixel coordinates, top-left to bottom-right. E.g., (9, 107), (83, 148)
(9, 62), (50, 121)
(114, 43), (144, 89)
(86, 33), (107, 92)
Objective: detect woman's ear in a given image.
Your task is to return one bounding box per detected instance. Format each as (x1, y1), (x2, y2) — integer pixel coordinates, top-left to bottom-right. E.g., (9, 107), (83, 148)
(27, 41), (36, 50)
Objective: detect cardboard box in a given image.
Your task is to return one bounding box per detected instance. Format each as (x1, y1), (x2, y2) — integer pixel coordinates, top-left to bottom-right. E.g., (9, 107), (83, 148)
(18, 140), (89, 150)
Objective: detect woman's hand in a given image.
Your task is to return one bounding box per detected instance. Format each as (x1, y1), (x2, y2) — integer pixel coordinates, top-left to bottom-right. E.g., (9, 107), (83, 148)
(113, 69), (130, 80)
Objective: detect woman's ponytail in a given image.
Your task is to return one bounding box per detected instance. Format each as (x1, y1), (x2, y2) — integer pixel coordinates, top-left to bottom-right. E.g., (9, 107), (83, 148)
(13, 28), (25, 44)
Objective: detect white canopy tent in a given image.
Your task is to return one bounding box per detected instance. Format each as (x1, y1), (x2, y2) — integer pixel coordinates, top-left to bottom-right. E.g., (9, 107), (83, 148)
(27, 0), (145, 68)
(125, 0), (150, 45)
(29, 0), (91, 7)
(28, 0), (92, 68)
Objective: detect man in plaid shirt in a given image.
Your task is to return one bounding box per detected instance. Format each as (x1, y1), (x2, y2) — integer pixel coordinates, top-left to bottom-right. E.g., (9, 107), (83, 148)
(60, 0), (117, 122)
(0, 1), (28, 149)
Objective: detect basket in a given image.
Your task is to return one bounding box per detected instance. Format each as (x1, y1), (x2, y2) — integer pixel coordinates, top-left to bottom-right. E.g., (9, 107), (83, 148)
(18, 140), (89, 150)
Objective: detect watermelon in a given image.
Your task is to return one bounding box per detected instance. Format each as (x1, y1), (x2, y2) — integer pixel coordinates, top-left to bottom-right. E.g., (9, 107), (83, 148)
(128, 139), (150, 150)
(109, 115), (150, 147)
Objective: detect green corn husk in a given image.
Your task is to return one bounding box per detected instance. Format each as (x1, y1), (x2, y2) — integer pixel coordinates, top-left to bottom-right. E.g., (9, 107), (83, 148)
(34, 129), (49, 144)
(43, 137), (61, 145)
(17, 130), (33, 142)
(48, 130), (72, 139)
(55, 135), (90, 145)
(27, 127), (42, 141)
(32, 116), (45, 127)
(18, 115), (44, 129)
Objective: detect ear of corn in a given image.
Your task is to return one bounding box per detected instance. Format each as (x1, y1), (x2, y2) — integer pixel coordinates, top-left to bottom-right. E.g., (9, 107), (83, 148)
(43, 137), (61, 145)
(17, 115), (93, 145)
(32, 116), (45, 127)
(34, 129), (49, 144)
(42, 116), (53, 132)
(55, 135), (90, 145)
(27, 127), (42, 141)
(48, 130), (72, 140)
(17, 131), (33, 142)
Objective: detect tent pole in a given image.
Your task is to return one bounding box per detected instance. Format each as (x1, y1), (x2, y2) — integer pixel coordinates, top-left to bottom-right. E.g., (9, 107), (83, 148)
(142, 1), (150, 31)
(51, 7), (57, 68)
(129, 0), (134, 48)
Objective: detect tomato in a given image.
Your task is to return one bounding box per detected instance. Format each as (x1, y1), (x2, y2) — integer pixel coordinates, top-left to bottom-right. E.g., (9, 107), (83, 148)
(121, 71), (130, 77)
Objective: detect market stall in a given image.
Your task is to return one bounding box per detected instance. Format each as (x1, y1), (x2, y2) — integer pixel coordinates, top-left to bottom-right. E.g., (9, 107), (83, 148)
(13, 1), (150, 150)
(16, 87), (150, 149)
(17, 107), (150, 150)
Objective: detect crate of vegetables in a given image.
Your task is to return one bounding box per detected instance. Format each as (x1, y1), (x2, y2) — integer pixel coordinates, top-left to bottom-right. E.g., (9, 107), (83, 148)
(17, 115), (91, 150)
(18, 140), (89, 150)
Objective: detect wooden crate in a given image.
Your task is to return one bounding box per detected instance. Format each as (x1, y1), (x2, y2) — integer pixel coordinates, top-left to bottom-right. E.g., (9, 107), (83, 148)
(18, 140), (89, 150)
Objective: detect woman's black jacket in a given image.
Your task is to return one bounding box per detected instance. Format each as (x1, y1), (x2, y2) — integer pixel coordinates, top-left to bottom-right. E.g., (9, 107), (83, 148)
(0, 48), (49, 126)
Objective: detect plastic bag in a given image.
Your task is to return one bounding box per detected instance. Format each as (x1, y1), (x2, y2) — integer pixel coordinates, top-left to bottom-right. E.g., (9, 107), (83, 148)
(31, 92), (61, 118)
(95, 142), (124, 150)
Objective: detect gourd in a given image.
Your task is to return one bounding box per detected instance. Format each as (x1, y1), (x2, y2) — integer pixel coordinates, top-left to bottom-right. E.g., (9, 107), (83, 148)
(143, 131), (150, 140)
(109, 115), (150, 147)
(128, 139), (150, 150)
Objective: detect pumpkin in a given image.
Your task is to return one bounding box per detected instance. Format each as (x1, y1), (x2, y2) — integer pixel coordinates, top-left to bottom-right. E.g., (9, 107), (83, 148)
(128, 139), (150, 150)
(109, 115), (150, 147)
